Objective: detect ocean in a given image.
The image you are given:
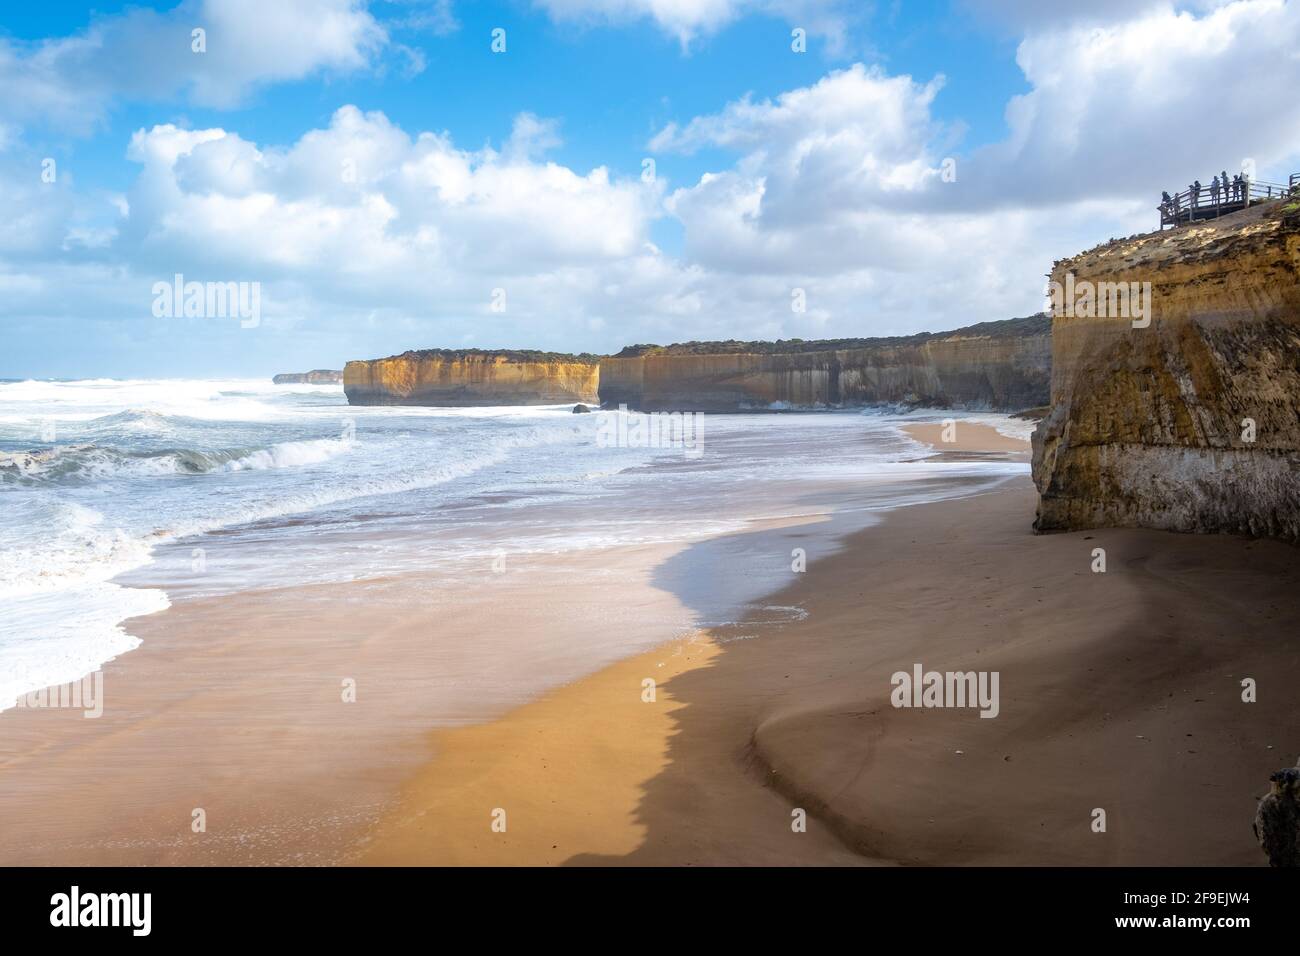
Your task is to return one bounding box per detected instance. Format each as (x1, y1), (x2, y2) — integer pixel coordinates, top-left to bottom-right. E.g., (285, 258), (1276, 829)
(0, 378), (1029, 712)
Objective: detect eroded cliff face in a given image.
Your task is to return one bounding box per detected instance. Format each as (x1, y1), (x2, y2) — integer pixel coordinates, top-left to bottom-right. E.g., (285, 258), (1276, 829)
(1032, 201), (1300, 541)
(600, 317), (1051, 412)
(597, 356), (644, 410)
(344, 351), (600, 406)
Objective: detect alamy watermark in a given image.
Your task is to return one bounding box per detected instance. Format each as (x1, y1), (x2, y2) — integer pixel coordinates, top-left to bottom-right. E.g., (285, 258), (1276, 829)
(891, 663), (999, 719)
(597, 404), (704, 458)
(1047, 272), (1151, 329)
(15, 670), (104, 719)
(50, 886), (150, 936)
(152, 274), (260, 328)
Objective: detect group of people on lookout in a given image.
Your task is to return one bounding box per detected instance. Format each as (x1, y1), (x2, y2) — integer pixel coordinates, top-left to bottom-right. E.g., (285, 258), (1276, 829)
(1161, 169), (1250, 217)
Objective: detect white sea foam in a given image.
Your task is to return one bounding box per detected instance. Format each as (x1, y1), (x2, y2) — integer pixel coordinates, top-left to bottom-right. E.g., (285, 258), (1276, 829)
(1, 584), (169, 712)
(873, 408), (1040, 446)
(223, 437), (355, 471)
(0, 436), (356, 482)
(0, 381), (613, 710)
(961, 413), (1040, 442)
(0, 502), (155, 599)
(0, 499), (170, 711)
(0, 380), (1033, 714)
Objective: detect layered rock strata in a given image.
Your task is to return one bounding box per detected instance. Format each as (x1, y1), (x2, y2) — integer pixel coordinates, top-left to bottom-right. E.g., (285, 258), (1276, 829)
(1032, 200), (1300, 541)
(601, 315), (1051, 412)
(344, 350), (601, 406)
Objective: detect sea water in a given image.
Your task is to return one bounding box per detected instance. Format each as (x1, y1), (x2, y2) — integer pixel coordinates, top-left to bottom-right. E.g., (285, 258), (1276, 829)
(0, 378), (1028, 711)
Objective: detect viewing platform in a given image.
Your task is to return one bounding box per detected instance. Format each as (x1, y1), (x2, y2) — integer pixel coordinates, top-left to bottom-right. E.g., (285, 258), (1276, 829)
(1159, 173), (1299, 229)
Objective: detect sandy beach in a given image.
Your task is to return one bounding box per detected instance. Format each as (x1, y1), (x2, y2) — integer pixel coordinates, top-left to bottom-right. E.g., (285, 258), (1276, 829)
(0, 414), (960, 865)
(3, 421), (1295, 867)
(0, 539), (709, 864)
(357, 422), (1300, 866)
(7, 7), (1300, 928)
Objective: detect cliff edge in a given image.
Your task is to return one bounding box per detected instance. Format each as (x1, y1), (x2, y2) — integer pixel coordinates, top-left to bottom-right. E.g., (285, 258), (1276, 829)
(600, 315), (1051, 412)
(1032, 199), (1300, 541)
(273, 369), (342, 385)
(344, 349), (600, 406)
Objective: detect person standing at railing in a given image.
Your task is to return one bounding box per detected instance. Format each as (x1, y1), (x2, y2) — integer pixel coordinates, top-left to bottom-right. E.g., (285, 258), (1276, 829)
(1190, 180), (1202, 207)
(1210, 175), (1222, 205)
(1222, 170), (1230, 196)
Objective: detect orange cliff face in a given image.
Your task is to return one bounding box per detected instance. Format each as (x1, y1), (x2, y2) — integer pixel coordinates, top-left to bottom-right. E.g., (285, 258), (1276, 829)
(343, 318), (1053, 412)
(343, 350), (600, 406)
(1032, 199), (1300, 541)
(599, 316), (1051, 412)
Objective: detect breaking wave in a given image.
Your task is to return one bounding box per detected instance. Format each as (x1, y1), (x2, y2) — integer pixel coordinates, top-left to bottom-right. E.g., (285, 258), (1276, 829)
(0, 436), (355, 484)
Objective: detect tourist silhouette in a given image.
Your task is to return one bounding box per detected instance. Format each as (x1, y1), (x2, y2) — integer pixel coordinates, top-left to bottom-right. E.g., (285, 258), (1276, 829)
(1211, 176), (1221, 204)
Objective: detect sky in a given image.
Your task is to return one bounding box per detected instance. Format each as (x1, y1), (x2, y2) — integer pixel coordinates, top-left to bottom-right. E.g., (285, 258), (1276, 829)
(2, 0), (1299, 378)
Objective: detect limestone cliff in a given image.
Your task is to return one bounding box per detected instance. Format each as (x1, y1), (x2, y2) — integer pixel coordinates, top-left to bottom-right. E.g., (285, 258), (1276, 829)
(1032, 199), (1300, 541)
(597, 356), (644, 410)
(273, 369), (342, 384)
(600, 316), (1051, 412)
(344, 349), (600, 406)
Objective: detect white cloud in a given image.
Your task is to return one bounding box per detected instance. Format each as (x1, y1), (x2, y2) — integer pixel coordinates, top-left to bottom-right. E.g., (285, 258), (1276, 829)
(653, 64), (954, 260)
(633, 0), (1300, 334)
(654, 1), (1300, 227)
(504, 113), (565, 161)
(651, 64), (945, 159)
(2, 106), (666, 356)
(959, 0), (1178, 31)
(651, 64), (971, 274)
(387, 0), (460, 36)
(965, 0), (1300, 204)
(0, 0), (389, 132)
(0, 91), (1086, 369)
(6, 0), (1300, 376)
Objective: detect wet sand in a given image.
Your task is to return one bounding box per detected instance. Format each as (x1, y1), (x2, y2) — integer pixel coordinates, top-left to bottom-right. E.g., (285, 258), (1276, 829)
(6, 421), (1294, 866)
(0, 542), (704, 864)
(0, 422), (938, 865)
(359, 423), (1300, 865)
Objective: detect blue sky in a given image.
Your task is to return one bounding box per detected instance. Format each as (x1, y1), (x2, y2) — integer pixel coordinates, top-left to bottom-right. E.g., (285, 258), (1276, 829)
(2, 0), (1299, 377)
(7, 1), (1025, 218)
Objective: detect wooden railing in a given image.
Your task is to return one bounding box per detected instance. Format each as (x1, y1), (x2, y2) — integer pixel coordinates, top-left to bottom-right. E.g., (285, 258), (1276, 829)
(1159, 174), (1299, 228)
